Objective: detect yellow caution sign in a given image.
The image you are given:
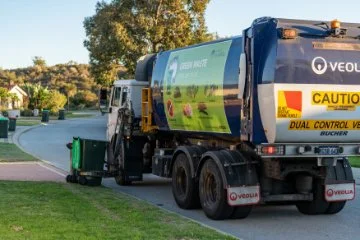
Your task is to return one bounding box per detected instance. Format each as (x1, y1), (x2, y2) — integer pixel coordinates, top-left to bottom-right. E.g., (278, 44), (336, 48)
(312, 91), (360, 111)
(288, 120), (360, 130)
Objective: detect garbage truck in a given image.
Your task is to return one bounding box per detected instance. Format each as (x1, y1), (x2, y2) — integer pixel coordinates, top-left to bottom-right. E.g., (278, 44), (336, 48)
(100, 17), (359, 220)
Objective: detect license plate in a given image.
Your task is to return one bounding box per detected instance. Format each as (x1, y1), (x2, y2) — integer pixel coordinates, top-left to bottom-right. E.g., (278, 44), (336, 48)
(318, 146), (339, 155)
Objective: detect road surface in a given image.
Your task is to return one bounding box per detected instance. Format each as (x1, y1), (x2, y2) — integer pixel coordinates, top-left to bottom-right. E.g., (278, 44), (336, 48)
(19, 116), (360, 240)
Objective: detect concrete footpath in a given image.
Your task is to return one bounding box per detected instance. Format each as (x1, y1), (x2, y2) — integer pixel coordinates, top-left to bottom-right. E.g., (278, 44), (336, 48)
(0, 125), (67, 182)
(0, 162), (66, 182)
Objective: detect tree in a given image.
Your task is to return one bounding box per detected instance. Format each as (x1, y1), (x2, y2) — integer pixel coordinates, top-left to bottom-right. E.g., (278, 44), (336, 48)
(0, 87), (9, 108)
(8, 93), (20, 109)
(72, 90), (98, 108)
(84, 0), (212, 86)
(22, 83), (49, 109)
(63, 84), (77, 110)
(32, 56), (46, 67)
(43, 90), (67, 112)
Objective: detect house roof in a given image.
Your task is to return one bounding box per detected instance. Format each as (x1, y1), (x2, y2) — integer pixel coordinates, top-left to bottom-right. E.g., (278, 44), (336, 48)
(7, 85), (28, 97)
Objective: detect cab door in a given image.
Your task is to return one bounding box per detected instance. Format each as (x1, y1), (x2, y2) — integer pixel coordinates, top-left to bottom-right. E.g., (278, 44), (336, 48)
(107, 86), (131, 141)
(107, 86), (121, 141)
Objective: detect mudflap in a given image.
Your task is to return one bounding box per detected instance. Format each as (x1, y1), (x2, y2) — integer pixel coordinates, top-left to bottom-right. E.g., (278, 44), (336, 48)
(123, 135), (148, 182)
(324, 182), (355, 202)
(200, 149), (260, 207)
(324, 158), (355, 202)
(227, 185), (260, 206)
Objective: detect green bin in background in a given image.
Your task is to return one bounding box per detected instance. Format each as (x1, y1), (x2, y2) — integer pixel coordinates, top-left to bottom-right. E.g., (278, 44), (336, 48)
(41, 110), (50, 122)
(8, 117), (16, 131)
(58, 109), (65, 120)
(0, 117), (8, 138)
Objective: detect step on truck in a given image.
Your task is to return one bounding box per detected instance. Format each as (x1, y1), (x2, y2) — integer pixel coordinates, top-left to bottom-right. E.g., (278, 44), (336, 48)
(100, 17), (359, 220)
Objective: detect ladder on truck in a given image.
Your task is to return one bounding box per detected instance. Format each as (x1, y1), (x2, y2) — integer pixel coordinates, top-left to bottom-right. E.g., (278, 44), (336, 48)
(141, 88), (158, 133)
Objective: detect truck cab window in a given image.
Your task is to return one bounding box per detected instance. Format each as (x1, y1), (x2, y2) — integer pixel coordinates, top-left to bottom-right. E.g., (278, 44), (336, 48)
(111, 87), (121, 107)
(121, 88), (128, 106)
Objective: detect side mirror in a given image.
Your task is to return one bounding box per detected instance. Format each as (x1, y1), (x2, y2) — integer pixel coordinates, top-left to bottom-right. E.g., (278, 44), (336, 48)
(99, 88), (108, 109)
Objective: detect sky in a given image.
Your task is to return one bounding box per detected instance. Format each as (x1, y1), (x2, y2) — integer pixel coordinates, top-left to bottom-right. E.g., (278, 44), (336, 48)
(0, 0), (359, 69)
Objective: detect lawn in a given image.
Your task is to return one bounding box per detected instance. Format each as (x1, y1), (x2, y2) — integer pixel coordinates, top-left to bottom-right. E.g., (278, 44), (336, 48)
(0, 181), (235, 240)
(0, 143), (38, 162)
(349, 157), (360, 168)
(16, 120), (41, 126)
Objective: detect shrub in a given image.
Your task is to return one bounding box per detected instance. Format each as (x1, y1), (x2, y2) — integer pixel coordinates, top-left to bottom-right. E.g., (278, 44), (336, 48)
(20, 109), (33, 117)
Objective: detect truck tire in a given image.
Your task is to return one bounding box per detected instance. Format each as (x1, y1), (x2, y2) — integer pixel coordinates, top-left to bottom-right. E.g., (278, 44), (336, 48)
(325, 160), (351, 214)
(199, 158), (233, 220)
(326, 201), (346, 214)
(172, 153), (200, 209)
(115, 168), (132, 186)
(231, 206), (252, 219)
(295, 178), (329, 215)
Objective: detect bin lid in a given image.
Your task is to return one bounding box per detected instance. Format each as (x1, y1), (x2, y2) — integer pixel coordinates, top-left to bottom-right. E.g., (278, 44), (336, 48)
(0, 116), (8, 121)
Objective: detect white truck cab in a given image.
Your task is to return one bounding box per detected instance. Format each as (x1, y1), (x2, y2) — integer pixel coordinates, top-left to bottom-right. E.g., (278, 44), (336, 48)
(105, 79), (148, 142)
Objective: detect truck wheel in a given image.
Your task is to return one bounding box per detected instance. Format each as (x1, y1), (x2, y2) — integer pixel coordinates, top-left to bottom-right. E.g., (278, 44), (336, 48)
(326, 201), (346, 214)
(172, 153), (200, 209)
(115, 168), (131, 186)
(325, 160), (350, 215)
(199, 159), (233, 220)
(231, 206), (252, 219)
(296, 179), (329, 215)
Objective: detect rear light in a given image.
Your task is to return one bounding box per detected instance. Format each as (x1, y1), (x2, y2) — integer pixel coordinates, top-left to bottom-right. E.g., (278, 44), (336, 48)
(281, 28), (298, 39)
(256, 145), (285, 155)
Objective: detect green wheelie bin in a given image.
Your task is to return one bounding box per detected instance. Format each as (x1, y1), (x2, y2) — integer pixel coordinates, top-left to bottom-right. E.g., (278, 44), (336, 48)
(0, 117), (9, 138)
(41, 110), (50, 122)
(8, 117), (16, 131)
(58, 109), (65, 120)
(72, 137), (107, 186)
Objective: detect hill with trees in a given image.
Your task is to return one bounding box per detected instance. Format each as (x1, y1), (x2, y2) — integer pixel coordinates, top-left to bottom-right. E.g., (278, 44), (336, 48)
(0, 57), (100, 111)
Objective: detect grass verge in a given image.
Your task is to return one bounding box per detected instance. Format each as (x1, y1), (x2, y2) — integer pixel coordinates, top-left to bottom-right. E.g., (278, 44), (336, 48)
(349, 157), (360, 168)
(20, 111), (96, 121)
(65, 112), (95, 119)
(0, 143), (38, 162)
(0, 181), (235, 240)
(16, 120), (40, 126)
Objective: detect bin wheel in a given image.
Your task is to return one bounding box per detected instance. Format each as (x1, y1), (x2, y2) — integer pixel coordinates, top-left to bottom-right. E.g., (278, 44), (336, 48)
(66, 175), (71, 183)
(79, 176), (87, 186)
(70, 175), (78, 183)
(86, 177), (102, 187)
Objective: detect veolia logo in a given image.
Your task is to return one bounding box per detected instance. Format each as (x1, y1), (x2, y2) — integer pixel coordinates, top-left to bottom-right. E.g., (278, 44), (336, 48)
(311, 56), (360, 75)
(312, 57), (327, 75)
